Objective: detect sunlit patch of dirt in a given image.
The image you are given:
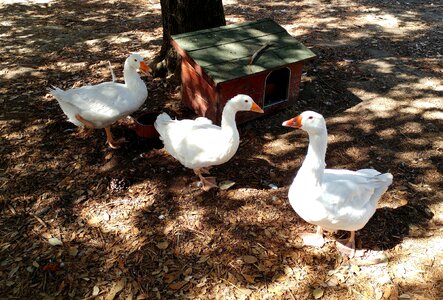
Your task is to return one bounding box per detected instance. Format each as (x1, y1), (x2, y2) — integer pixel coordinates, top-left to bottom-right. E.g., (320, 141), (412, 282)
(0, 0), (442, 299)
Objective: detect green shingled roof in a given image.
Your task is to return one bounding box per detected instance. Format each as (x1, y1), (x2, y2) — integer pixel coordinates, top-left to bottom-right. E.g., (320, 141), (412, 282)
(172, 19), (316, 85)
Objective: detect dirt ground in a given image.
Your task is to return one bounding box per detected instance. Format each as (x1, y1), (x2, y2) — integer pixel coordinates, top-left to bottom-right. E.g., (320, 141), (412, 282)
(1, 0), (442, 299)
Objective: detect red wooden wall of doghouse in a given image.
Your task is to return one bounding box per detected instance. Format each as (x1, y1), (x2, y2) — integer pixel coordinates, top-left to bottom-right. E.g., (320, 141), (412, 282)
(218, 62), (304, 124)
(180, 55), (218, 123)
(180, 54), (304, 124)
(172, 18), (316, 124)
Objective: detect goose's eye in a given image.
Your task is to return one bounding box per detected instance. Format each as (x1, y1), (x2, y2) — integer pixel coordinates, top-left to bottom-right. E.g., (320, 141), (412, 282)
(308, 116), (313, 120)
(244, 100), (248, 103)
(134, 58), (137, 62)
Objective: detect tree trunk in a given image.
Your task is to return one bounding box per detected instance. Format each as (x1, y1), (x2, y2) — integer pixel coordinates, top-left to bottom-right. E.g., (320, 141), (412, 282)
(155, 0), (226, 76)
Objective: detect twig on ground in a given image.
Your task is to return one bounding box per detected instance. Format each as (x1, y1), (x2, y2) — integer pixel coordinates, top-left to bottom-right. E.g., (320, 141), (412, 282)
(29, 212), (47, 228)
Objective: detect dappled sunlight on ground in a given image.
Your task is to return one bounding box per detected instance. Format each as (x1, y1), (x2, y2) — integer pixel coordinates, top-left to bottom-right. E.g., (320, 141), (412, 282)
(0, 0), (442, 299)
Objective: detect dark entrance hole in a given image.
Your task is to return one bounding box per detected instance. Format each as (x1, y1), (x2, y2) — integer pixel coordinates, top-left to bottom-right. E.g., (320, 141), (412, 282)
(264, 68), (290, 107)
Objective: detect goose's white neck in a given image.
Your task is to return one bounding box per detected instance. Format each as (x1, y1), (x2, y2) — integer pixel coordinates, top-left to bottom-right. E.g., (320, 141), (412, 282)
(220, 104), (240, 149)
(296, 130), (328, 187)
(221, 104), (239, 131)
(123, 62), (148, 102)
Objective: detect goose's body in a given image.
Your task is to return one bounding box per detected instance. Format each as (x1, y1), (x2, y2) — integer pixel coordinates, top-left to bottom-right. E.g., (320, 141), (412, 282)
(283, 111), (393, 256)
(49, 53), (151, 148)
(155, 94), (264, 190)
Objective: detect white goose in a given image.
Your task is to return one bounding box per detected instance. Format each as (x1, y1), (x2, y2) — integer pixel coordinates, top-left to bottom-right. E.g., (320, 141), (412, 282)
(154, 94), (264, 191)
(49, 53), (151, 148)
(283, 111), (393, 256)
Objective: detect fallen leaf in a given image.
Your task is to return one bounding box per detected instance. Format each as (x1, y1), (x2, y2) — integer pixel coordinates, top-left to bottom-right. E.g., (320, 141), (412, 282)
(364, 285), (375, 299)
(197, 255), (209, 263)
(242, 273), (255, 284)
(48, 237), (63, 246)
(168, 281), (187, 290)
(351, 252), (389, 266)
(227, 272), (238, 284)
(238, 287), (252, 296)
(6, 281), (14, 287)
(183, 267), (192, 276)
(92, 285), (100, 296)
(275, 274), (287, 282)
(242, 255), (258, 264)
(383, 285), (392, 299)
(74, 195), (87, 204)
(118, 257), (125, 269)
(294, 270), (302, 280)
(151, 269), (161, 275)
(385, 284), (399, 300)
(327, 277), (339, 287)
(105, 278), (126, 300)
(313, 288), (324, 299)
(263, 259), (274, 268)
(219, 180), (235, 190)
(9, 266), (19, 277)
(42, 232), (52, 239)
(196, 277), (207, 288)
(68, 246), (78, 257)
(102, 212), (110, 222)
(42, 263), (61, 272)
(88, 216), (101, 226)
(375, 288), (383, 300)
(350, 265), (360, 273)
(156, 241), (169, 250)
(268, 285), (283, 295)
(164, 271), (180, 283)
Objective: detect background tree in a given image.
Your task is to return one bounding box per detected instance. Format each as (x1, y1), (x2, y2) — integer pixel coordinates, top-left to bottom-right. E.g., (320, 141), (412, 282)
(154, 0), (226, 75)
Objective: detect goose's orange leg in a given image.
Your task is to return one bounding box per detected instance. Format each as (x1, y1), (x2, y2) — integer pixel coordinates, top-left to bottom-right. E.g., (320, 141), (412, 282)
(75, 113), (95, 128)
(336, 231), (356, 258)
(76, 114), (125, 148)
(300, 226), (325, 247)
(74, 113), (95, 138)
(104, 127), (126, 149)
(200, 166), (212, 175)
(194, 168), (217, 191)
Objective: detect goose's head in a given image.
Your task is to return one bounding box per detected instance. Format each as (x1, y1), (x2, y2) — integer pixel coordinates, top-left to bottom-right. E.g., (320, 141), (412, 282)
(227, 94), (264, 113)
(282, 111), (326, 134)
(126, 53), (151, 75)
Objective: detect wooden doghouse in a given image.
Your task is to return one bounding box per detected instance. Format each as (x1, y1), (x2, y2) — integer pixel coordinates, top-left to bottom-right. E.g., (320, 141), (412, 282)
(171, 18), (316, 124)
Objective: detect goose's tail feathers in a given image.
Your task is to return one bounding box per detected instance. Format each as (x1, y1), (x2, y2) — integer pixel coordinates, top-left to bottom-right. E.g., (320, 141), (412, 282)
(48, 86), (64, 99)
(154, 112), (173, 137)
(370, 172), (393, 204)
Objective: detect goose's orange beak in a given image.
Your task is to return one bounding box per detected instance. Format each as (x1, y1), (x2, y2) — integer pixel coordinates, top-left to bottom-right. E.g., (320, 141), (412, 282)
(250, 101), (264, 113)
(282, 115), (302, 128)
(139, 61), (152, 76)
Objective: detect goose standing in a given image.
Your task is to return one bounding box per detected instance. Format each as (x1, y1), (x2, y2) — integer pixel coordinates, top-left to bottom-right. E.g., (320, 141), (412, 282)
(283, 111), (393, 256)
(49, 53), (151, 148)
(155, 94), (264, 191)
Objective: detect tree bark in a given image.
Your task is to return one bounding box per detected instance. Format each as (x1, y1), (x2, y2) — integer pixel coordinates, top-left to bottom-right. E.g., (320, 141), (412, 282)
(155, 0), (226, 76)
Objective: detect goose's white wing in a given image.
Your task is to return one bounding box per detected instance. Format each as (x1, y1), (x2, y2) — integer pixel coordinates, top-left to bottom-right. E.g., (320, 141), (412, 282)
(316, 169), (393, 231)
(155, 113), (231, 169)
